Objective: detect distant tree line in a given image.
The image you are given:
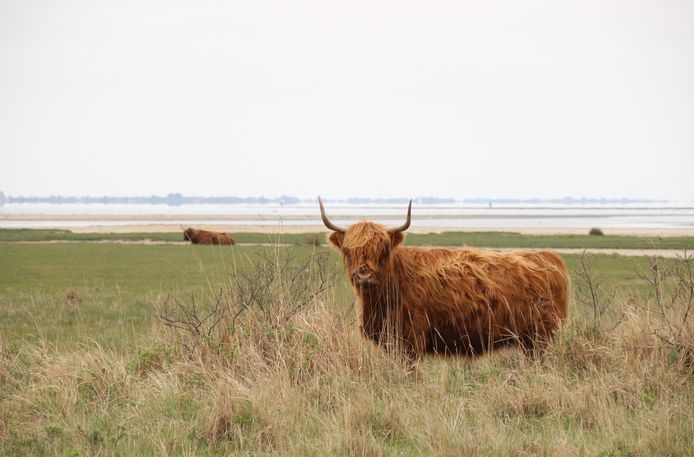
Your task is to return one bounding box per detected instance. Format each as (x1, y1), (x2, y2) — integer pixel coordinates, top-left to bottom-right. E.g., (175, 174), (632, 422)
(343, 197), (456, 205)
(0, 193), (303, 206)
(0, 193), (460, 206)
(0, 191), (666, 206)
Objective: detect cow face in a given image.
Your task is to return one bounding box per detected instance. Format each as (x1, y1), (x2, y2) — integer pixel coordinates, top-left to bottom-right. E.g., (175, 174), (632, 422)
(319, 197), (411, 289)
(329, 223), (404, 288)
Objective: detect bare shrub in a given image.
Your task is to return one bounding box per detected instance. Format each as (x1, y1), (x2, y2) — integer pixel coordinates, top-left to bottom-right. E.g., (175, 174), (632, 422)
(155, 248), (341, 357)
(588, 227), (604, 236)
(636, 251), (694, 369)
(153, 287), (229, 354)
(574, 251), (616, 325)
(232, 249), (338, 325)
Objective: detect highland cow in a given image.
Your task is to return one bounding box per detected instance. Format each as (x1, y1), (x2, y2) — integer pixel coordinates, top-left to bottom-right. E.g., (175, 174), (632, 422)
(183, 228), (235, 246)
(319, 197), (569, 359)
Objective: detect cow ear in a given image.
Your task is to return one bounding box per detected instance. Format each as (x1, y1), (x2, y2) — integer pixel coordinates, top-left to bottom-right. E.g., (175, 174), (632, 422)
(389, 231), (404, 248)
(328, 231), (345, 248)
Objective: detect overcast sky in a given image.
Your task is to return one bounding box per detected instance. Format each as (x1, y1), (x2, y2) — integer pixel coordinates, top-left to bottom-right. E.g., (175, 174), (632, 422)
(1, 0), (693, 201)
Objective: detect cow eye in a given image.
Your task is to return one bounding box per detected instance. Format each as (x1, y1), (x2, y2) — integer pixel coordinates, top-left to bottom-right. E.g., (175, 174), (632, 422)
(379, 250), (389, 265)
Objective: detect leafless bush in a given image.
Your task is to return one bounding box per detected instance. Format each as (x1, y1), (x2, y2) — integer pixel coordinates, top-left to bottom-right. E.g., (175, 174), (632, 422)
(574, 251), (615, 325)
(155, 287), (230, 354)
(637, 251), (694, 368)
(155, 248), (341, 355)
(232, 249), (338, 325)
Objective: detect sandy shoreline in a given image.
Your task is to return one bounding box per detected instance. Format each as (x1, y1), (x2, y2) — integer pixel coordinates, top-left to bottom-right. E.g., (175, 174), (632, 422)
(2, 213), (694, 236)
(74, 225), (694, 237)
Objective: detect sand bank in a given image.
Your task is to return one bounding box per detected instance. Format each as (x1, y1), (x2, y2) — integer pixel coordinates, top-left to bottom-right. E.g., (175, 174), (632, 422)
(2, 213), (693, 236)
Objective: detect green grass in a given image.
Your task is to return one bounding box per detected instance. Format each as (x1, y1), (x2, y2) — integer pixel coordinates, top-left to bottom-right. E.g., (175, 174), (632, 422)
(2, 228), (694, 249)
(0, 228), (179, 242)
(0, 228), (316, 244)
(0, 243), (349, 348)
(406, 230), (694, 250)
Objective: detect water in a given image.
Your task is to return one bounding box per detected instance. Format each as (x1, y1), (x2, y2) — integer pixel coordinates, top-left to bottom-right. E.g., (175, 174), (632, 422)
(1, 202), (693, 229)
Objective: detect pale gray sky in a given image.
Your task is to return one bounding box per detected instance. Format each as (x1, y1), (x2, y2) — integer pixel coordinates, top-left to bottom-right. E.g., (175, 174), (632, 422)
(1, 0), (693, 201)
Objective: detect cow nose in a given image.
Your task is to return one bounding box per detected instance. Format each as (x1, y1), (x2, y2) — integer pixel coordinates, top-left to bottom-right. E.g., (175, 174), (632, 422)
(353, 266), (374, 285)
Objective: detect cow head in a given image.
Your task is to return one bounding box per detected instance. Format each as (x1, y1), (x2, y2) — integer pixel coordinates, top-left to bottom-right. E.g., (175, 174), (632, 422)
(319, 196), (411, 288)
(183, 228), (194, 241)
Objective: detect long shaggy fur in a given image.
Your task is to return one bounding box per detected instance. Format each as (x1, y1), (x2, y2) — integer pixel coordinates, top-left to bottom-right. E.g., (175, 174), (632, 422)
(183, 228), (235, 246)
(329, 222), (569, 358)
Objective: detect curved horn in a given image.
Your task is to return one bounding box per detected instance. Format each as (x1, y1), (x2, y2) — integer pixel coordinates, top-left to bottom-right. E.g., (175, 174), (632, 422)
(318, 196), (347, 233)
(387, 199), (412, 233)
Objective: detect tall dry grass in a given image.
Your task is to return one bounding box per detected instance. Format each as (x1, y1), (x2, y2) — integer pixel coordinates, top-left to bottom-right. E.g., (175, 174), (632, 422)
(1, 251), (693, 456)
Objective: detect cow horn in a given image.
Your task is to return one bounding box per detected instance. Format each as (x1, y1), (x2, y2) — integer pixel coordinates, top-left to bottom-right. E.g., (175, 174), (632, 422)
(318, 196), (347, 233)
(387, 199), (412, 233)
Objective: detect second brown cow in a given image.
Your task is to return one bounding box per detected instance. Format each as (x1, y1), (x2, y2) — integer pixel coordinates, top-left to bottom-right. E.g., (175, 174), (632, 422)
(183, 228), (235, 246)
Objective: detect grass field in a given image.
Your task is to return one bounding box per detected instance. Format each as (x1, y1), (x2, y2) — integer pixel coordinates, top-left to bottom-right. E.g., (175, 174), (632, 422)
(1, 239), (692, 455)
(2, 227), (694, 249)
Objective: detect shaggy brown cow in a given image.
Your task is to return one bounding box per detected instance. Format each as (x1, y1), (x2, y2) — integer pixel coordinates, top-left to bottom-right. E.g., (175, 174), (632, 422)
(319, 197), (569, 359)
(183, 228), (235, 246)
